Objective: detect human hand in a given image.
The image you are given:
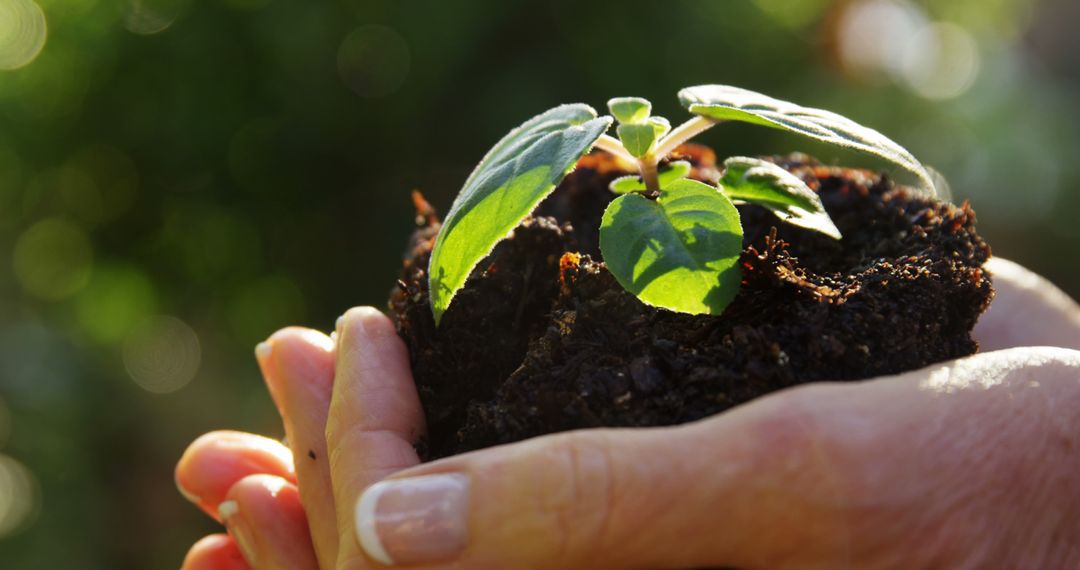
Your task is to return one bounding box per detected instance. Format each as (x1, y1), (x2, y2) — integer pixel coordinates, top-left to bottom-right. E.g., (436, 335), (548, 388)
(176, 258), (1080, 569)
(177, 305), (424, 570)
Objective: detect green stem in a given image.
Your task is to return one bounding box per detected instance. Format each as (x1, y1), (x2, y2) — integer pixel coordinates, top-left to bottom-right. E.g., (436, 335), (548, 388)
(640, 155), (660, 192)
(653, 115), (718, 161)
(594, 134), (638, 165)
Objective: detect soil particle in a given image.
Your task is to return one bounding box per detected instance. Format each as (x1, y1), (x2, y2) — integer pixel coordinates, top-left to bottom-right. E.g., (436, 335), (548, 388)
(389, 147), (994, 460)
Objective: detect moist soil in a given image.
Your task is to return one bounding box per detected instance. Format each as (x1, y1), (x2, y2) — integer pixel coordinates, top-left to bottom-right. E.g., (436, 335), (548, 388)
(389, 146), (994, 460)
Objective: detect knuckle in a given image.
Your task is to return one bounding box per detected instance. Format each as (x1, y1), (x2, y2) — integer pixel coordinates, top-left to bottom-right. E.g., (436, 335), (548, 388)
(534, 433), (618, 565)
(744, 385), (835, 472)
(740, 385), (863, 511)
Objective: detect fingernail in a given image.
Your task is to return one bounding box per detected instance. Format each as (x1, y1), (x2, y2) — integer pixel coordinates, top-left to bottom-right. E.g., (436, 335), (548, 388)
(219, 500), (258, 565)
(335, 315), (345, 334)
(355, 474), (470, 566)
(255, 341), (272, 361)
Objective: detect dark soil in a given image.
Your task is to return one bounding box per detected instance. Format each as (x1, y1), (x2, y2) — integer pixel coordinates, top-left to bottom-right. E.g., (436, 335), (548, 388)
(389, 147), (994, 460)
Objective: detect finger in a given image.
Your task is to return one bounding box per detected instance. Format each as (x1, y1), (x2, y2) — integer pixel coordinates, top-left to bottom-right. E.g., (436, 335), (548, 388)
(256, 327), (338, 566)
(348, 347), (1080, 569)
(219, 474), (319, 570)
(325, 307), (425, 569)
(176, 431), (295, 521)
(976, 257), (1080, 351)
(181, 534), (251, 570)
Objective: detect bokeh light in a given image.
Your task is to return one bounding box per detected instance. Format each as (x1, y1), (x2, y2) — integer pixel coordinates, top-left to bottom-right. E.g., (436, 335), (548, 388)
(836, 0), (928, 80)
(0, 454), (39, 539)
(123, 0), (188, 35)
(76, 264), (158, 344)
(0, 0), (47, 71)
(12, 218), (93, 301)
(754, 0), (829, 28)
(122, 316), (201, 394)
(835, 0), (981, 100)
(337, 25), (410, 98)
(900, 22), (981, 100)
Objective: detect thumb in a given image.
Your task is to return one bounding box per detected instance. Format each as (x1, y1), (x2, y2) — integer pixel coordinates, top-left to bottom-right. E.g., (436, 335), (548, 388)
(350, 347), (1080, 569)
(349, 398), (831, 568)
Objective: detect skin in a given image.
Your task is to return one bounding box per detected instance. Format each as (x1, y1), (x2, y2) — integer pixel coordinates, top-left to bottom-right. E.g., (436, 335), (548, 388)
(176, 258), (1080, 569)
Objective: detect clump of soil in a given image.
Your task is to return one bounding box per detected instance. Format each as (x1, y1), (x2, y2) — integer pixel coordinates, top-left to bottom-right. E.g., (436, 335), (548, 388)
(389, 147), (994, 460)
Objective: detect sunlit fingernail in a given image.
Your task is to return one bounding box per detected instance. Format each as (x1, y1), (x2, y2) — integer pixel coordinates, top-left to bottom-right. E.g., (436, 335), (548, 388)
(336, 315), (345, 334)
(355, 474), (470, 566)
(255, 341), (272, 361)
(219, 500), (258, 565)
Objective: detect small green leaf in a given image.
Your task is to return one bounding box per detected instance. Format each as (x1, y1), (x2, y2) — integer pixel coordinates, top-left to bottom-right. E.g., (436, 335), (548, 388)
(679, 85), (937, 193)
(609, 161), (693, 194)
(720, 157), (842, 240)
(649, 116), (672, 139)
(429, 105), (613, 324)
(617, 123), (657, 158)
(608, 97), (652, 124)
(600, 178), (743, 316)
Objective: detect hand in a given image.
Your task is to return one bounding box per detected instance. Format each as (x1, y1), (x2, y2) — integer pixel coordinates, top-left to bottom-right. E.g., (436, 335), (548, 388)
(176, 258), (1080, 569)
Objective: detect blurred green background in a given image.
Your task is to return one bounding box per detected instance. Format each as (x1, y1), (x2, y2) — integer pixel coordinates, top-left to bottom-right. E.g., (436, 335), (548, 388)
(0, 0), (1077, 567)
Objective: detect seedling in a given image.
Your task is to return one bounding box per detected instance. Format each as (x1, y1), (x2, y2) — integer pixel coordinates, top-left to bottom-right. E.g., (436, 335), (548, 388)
(428, 84), (936, 324)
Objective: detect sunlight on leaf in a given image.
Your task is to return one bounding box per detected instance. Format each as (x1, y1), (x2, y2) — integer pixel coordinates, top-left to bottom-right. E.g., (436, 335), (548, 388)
(679, 84), (937, 193)
(607, 97), (651, 124)
(600, 178), (742, 315)
(720, 157), (842, 239)
(429, 105), (612, 324)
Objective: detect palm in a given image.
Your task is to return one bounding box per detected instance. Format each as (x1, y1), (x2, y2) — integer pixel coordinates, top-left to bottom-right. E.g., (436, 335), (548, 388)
(177, 258), (1080, 569)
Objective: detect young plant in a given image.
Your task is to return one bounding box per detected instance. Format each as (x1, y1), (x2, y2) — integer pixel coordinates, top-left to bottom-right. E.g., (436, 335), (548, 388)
(428, 84), (937, 324)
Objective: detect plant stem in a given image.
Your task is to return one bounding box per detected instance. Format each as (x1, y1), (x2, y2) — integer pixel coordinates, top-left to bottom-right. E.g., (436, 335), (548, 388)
(640, 155), (660, 192)
(594, 134), (638, 165)
(654, 115), (718, 161)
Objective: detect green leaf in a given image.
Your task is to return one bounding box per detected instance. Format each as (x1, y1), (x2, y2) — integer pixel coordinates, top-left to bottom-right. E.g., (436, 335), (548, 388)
(609, 161), (692, 194)
(617, 123), (657, 158)
(429, 105), (613, 324)
(720, 157), (842, 240)
(600, 178), (743, 316)
(649, 116), (672, 139)
(607, 97), (651, 124)
(678, 85), (937, 193)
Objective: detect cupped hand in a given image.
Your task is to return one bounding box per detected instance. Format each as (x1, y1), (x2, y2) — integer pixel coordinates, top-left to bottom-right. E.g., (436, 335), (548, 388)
(176, 258), (1080, 569)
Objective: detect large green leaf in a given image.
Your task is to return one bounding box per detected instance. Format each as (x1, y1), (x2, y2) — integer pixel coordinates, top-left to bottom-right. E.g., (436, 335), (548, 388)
(429, 105), (612, 324)
(720, 157), (842, 240)
(678, 85), (936, 193)
(599, 178), (743, 316)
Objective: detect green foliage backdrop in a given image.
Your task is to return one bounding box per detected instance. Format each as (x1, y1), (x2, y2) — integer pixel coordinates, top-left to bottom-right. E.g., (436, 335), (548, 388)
(0, 0), (1077, 567)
